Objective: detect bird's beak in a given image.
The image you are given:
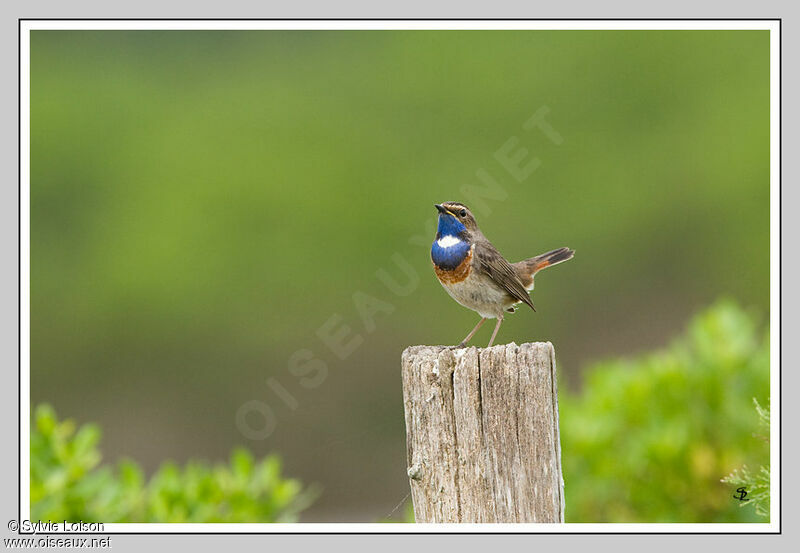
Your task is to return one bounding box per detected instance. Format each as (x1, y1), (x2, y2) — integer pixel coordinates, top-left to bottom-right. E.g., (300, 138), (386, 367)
(435, 204), (449, 215)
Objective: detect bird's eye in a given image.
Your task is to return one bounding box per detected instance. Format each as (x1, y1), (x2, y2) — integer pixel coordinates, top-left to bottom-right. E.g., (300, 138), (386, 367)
(459, 209), (467, 217)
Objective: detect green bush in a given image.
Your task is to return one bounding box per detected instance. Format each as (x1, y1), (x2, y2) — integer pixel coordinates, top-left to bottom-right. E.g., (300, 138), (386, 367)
(721, 399), (770, 519)
(560, 300), (769, 522)
(30, 405), (316, 522)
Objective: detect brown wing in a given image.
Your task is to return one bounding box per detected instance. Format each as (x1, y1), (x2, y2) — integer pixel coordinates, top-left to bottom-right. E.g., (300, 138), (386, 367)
(474, 240), (536, 311)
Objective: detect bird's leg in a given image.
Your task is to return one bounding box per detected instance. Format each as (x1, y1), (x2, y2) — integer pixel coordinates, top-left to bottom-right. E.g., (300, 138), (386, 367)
(453, 317), (486, 348)
(486, 317), (503, 348)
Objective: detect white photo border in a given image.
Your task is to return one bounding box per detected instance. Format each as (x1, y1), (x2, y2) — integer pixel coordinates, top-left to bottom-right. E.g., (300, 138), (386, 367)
(18, 18), (781, 534)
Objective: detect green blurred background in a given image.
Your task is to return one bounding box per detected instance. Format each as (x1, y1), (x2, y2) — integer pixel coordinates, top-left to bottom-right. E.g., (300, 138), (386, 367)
(30, 30), (770, 522)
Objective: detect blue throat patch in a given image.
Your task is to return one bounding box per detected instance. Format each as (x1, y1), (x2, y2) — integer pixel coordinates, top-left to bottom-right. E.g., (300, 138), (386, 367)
(431, 214), (470, 270)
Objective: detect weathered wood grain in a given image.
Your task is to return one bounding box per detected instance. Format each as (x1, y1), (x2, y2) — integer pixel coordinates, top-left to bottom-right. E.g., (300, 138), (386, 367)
(401, 343), (564, 523)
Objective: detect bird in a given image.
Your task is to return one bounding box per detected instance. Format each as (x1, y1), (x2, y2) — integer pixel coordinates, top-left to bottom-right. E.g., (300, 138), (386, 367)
(430, 201), (574, 348)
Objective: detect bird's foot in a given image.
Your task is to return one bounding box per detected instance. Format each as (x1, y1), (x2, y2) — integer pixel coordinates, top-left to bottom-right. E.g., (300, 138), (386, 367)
(448, 342), (468, 350)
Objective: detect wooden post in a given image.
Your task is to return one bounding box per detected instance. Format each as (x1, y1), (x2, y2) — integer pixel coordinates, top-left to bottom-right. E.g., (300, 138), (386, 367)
(401, 343), (564, 523)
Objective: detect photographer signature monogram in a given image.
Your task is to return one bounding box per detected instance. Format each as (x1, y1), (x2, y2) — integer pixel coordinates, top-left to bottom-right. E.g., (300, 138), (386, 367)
(734, 487), (750, 502)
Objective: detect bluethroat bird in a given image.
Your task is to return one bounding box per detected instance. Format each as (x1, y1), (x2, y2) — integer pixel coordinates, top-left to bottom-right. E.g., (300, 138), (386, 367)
(431, 202), (574, 348)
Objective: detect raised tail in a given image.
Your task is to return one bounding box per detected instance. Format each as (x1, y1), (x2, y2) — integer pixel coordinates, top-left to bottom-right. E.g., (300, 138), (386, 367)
(513, 247), (575, 290)
(527, 247), (575, 273)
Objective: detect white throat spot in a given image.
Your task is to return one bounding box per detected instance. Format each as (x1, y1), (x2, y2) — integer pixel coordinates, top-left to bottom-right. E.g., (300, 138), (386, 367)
(436, 235), (462, 248)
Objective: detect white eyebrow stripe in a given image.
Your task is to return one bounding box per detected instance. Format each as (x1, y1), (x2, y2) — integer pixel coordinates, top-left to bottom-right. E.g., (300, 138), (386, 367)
(436, 235), (461, 248)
